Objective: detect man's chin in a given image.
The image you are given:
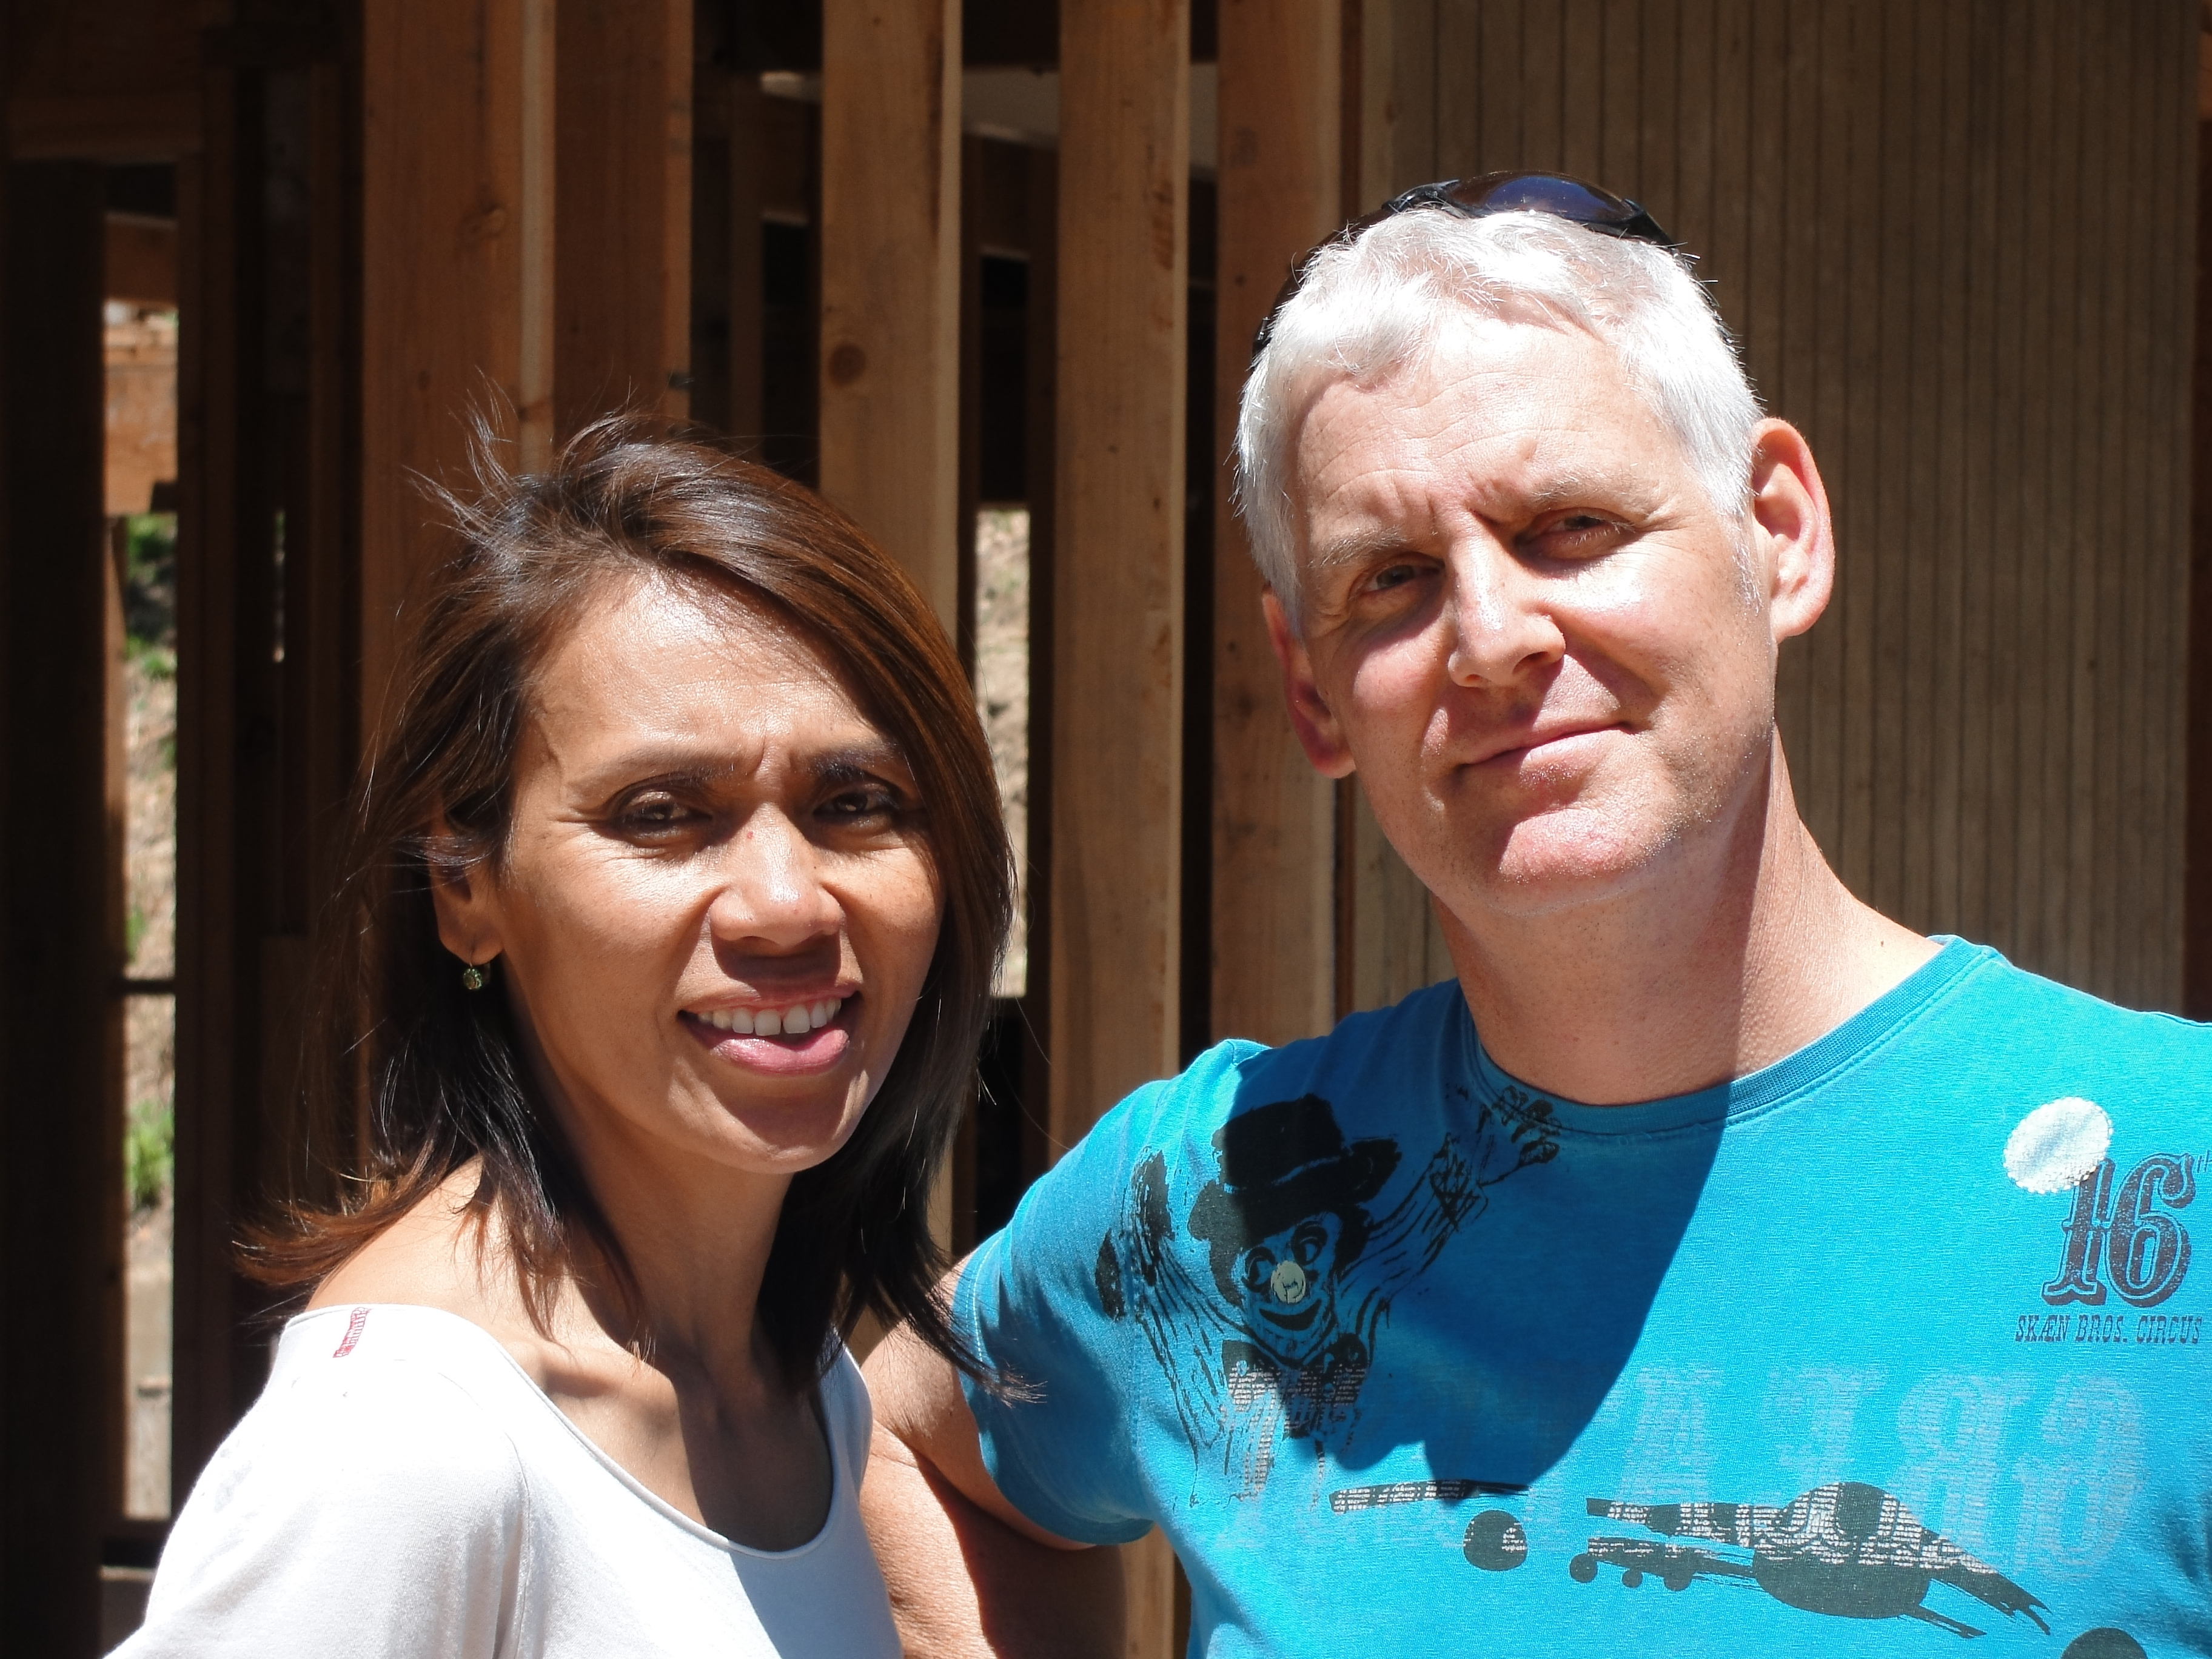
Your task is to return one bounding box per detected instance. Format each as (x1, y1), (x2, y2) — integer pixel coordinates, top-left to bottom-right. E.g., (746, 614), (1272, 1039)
(1438, 809), (1680, 920)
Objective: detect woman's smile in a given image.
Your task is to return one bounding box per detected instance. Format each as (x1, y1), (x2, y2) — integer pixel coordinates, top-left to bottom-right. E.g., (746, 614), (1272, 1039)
(679, 990), (860, 1076)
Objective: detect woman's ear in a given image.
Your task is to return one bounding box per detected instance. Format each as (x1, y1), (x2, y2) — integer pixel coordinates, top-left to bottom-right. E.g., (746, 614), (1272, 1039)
(427, 817), (504, 968)
(1744, 418), (1835, 643)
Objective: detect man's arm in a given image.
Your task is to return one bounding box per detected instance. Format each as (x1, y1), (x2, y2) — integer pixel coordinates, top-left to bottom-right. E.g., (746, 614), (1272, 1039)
(862, 1309), (1127, 1658)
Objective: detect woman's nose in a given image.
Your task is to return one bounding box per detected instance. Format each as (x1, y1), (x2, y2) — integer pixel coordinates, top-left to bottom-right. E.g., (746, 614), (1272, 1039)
(706, 808), (842, 946)
(1441, 534), (1566, 688)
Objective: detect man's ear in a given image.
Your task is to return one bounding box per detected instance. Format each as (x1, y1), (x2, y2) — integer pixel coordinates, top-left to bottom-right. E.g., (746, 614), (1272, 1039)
(1745, 418), (1834, 643)
(1264, 591), (1357, 780)
(426, 817), (504, 968)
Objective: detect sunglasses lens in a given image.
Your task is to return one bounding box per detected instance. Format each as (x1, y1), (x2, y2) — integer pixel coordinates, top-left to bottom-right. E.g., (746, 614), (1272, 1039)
(1439, 173), (1643, 232)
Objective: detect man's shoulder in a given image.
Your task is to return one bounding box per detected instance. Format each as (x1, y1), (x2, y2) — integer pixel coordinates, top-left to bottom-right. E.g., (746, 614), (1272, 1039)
(1937, 944), (2212, 1080)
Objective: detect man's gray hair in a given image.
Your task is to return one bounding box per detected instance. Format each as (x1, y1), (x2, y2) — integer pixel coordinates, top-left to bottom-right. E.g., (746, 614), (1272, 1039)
(1233, 209), (1762, 621)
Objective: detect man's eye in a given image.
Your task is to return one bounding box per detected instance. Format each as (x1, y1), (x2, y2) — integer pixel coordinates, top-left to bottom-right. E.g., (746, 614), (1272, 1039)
(1366, 560), (1424, 593)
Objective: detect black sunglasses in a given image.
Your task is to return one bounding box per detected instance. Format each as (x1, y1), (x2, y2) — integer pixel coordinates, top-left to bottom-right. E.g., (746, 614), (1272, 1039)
(1253, 171), (1677, 361)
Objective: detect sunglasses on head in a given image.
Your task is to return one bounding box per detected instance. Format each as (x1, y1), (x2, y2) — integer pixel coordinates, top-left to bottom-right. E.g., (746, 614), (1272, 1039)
(1253, 171), (1677, 361)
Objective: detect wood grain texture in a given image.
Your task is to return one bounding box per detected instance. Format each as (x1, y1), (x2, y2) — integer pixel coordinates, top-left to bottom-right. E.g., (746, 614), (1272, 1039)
(1341, 0), (2198, 1014)
(1049, 6), (1190, 1643)
(555, 0), (692, 438)
(360, 0), (548, 729)
(819, 0), (962, 631)
(1211, 0), (1339, 1047)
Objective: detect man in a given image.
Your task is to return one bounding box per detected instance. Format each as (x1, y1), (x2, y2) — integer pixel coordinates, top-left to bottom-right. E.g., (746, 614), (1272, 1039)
(863, 175), (2212, 1657)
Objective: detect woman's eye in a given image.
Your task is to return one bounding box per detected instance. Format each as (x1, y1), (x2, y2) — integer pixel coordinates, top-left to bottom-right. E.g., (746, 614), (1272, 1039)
(820, 785), (900, 822)
(615, 795), (704, 834)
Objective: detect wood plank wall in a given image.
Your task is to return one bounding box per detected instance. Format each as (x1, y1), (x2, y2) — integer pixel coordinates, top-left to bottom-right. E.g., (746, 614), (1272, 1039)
(1344, 0), (2199, 1014)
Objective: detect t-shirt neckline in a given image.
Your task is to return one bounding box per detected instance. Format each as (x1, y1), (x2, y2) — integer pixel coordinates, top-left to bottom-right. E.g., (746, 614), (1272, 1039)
(281, 1301), (850, 1562)
(1459, 935), (1991, 1138)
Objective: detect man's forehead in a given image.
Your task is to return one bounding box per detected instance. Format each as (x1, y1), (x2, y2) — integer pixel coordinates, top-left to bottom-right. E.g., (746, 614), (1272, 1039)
(1293, 325), (1672, 529)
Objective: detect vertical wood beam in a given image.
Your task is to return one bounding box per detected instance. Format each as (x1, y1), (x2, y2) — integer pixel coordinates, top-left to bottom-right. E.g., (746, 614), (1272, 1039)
(360, 0), (553, 723)
(554, 0), (692, 438)
(1051, 3), (1190, 1652)
(2186, 109), (2212, 1017)
(819, 0), (962, 634)
(1211, 0), (1339, 1045)
(0, 156), (112, 1659)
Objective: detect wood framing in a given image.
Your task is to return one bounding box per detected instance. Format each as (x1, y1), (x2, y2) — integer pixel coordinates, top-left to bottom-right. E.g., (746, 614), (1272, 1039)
(1210, 0), (1339, 1046)
(554, 0), (692, 438)
(1050, 2), (1191, 1651)
(359, 0), (552, 719)
(817, 0), (962, 632)
(0, 157), (113, 1659)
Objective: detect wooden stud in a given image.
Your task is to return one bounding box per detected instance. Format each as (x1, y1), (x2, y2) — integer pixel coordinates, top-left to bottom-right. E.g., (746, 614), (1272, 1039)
(0, 156), (112, 1659)
(554, 0), (692, 439)
(359, 0), (552, 726)
(1051, 1), (1190, 1649)
(1211, 0), (1339, 1048)
(818, 0), (963, 634)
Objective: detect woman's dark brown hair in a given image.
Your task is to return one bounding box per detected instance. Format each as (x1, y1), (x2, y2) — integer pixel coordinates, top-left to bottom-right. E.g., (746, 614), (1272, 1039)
(249, 418), (1011, 1387)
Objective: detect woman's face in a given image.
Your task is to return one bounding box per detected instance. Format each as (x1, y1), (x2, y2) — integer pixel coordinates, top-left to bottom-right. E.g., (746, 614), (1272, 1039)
(432, 574), (942, 1185)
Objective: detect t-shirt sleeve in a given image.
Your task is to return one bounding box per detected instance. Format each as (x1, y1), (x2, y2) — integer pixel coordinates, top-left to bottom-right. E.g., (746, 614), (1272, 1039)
(956, 1073), (1204, 1547)
(118, 1359), (529, 1658)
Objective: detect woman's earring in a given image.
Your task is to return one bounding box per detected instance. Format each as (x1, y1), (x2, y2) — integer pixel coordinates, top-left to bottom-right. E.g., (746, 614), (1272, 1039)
(461, 962), (489, 991)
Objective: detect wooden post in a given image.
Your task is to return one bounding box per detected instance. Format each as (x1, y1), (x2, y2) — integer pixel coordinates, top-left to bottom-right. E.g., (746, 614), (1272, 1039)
(1051, 2), (1190, 1652)
(818, 0), (963, 634)
(360, 0), (553, 724)
(1211, 0), (1340, 1044)
(554, 0), (692, 438)
(0, 156), (113, 1659)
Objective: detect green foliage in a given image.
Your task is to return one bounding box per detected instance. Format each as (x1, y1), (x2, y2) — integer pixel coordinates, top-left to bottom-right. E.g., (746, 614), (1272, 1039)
(125, 905), (147, 964)
(126, 1098), (173, 1213)
(122, 512), (178, 662)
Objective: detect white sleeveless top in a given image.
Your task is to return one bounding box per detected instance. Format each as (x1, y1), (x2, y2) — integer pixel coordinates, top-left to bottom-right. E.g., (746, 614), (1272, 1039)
(118, 1303), (900, 1657)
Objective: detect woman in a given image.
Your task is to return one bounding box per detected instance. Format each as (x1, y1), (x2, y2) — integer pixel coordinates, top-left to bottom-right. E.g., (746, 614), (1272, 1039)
(121, 423), (1011, 1654)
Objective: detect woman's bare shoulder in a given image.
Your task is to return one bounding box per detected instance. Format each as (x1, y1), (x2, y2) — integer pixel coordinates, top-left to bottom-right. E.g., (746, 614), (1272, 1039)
(307, 1167), (543, 1356)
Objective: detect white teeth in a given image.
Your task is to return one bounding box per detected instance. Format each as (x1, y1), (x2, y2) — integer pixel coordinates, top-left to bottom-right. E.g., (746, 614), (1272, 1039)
(698, 997), (849, 1037)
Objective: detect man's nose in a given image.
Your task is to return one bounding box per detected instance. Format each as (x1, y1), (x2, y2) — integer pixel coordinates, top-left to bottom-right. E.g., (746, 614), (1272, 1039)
(707, 808), (842, 947)
(1440, 531), (1566, 688)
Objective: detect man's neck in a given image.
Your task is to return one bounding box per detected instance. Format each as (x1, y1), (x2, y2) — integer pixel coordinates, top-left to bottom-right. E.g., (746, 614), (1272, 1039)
(1438, 736), (1936, 1107)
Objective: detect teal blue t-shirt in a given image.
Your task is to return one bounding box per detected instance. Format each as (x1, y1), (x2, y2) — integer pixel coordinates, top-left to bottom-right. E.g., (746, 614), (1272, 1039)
(958, 941), (2212, 1656)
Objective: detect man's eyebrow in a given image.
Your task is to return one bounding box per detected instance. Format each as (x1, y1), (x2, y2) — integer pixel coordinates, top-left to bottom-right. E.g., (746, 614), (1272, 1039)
(1307, 526), (1418, 574)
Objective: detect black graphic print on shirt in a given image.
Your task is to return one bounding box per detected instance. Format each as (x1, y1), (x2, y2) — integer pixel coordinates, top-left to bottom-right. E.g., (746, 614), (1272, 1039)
(1093, 1090), (1558, 1500)
(1568, 1482), (2048, 1640)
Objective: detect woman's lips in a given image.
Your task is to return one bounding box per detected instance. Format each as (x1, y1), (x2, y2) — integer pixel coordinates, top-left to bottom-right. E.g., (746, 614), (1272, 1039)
(680, 997), (856, 1074)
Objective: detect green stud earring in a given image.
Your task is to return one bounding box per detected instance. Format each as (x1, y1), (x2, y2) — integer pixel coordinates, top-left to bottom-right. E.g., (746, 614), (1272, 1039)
(461, 963), (488, 991)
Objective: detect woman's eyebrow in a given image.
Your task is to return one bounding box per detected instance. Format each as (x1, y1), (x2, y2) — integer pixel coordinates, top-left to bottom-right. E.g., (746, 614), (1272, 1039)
(807, 742), (911, 788)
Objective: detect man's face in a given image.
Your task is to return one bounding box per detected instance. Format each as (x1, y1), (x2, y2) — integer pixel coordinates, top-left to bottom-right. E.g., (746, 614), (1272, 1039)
(1274, 313), (1825, 925)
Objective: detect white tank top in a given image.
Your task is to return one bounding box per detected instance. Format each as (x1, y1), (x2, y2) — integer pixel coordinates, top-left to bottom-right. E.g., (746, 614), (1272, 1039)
(118, 1302), (901, 1657)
